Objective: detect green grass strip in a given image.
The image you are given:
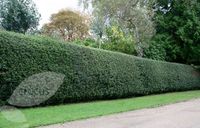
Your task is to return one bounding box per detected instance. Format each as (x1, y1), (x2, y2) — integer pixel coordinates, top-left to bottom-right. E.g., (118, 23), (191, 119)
(1, 90), (200, 128)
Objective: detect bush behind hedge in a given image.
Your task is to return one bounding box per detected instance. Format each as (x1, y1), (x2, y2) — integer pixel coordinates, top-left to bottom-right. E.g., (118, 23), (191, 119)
(0, 30), (200, 107)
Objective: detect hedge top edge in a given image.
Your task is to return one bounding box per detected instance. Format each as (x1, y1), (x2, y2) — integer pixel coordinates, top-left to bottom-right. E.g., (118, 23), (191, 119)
(0, 30), (193, 66)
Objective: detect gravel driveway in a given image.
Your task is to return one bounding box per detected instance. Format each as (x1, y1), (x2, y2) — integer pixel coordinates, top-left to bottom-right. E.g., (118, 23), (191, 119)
(39, 99), (200, 128)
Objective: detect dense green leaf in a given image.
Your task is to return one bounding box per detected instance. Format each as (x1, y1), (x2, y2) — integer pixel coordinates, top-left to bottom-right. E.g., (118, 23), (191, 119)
(0, 0), (40, 33)
(0, 30), (200, 107)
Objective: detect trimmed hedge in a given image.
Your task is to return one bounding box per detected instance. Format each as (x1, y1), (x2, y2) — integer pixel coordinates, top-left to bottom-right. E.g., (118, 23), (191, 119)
(0, 100), (4, 106)
(0, 30), (200, 107)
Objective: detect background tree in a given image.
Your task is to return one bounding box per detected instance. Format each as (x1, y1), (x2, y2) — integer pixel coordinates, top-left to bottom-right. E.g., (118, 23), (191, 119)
(147, 0), (200, 64)
(0, 0), (40, 34)
(41, 9), (90, 41)
(80, 0), (156, 56)
(90, 16), (106, 48)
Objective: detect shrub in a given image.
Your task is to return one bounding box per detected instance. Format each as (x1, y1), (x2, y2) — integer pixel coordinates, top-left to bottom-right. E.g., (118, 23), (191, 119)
(73, 38), (99, 48)
(102, 25), (136, 55)
(0, 30), (200, 107)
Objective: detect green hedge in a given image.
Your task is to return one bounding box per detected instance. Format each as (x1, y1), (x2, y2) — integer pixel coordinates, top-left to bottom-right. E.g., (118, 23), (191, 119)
(0, 100), (4, 106)
(0, 30), (200, 107)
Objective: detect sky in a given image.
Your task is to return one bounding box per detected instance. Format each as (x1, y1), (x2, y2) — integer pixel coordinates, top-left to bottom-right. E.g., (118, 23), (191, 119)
(33, 0), (83, 27)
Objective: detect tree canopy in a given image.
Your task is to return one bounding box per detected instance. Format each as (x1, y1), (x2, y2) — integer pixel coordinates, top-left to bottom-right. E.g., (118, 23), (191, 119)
(41, 9), (90, 41)
(147, 0), (200, 64)
(0, 0), (40, 33)
(80, 0), (156, 56)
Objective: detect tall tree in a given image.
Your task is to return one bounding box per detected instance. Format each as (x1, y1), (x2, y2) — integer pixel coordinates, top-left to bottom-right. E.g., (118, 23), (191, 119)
(90, 16), (107, 48)
(148, 0), (200, 64)
(80, 0), (156, 56)
(41, 9), (90, 41)
(0, 0), (40, 34)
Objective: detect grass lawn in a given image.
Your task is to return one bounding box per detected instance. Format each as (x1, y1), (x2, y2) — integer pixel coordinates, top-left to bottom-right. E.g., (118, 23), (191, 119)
(1, 90), (200, 128)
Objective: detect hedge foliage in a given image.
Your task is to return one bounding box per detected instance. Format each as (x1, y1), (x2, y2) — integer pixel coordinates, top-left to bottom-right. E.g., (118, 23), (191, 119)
(0, 30), (200, 107)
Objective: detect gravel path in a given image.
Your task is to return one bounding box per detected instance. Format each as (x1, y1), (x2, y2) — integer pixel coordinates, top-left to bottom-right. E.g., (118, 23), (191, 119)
(39, 99), (200, 128)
